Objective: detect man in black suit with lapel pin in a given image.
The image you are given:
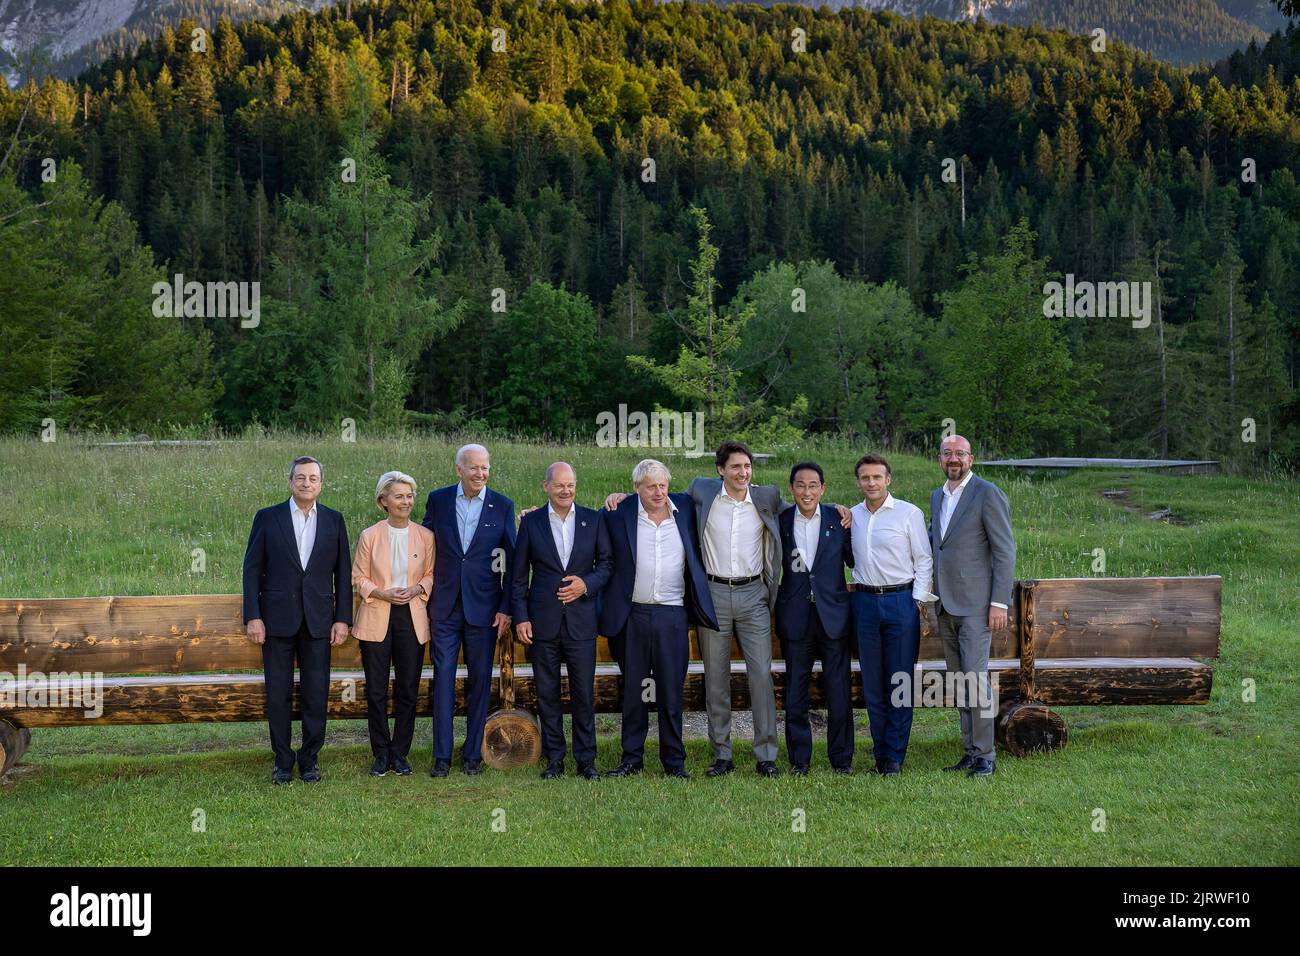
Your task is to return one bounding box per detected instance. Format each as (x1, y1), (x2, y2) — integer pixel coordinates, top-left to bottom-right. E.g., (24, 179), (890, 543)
(242, 456), (352, 785)
(510, 462), (614, 780)
(599, 459), (718, 779)
(776, 461), (856, 776)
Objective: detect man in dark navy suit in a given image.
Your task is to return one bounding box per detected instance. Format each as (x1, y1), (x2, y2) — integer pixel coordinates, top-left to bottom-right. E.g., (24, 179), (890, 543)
(510, 462), (614, 780)
(599, 459), (718, 779)
(775, 461), (856, 776)
(242, 455), (352, 785)
(421, 443), (516, 776)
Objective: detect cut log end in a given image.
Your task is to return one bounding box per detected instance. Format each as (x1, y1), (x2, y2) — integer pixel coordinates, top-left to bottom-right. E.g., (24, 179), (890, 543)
(0, 718), (31, 776)
(481, 710), (542, 769)
(996, 701), (1068, 756)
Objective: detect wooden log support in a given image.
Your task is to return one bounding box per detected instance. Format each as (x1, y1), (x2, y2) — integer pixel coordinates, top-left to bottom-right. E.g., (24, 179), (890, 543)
(481, 633), (541, 769)
(996, 699), (1068, 756)
(1019, 580), (1036, 700)
(0, 717), (31, 776)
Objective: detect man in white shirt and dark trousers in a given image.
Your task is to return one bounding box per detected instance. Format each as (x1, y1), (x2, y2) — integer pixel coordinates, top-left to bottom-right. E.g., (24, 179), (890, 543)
(850, 454), (936, 776)
(599, 460), (718, 778)
(928, 435), (1016, 778)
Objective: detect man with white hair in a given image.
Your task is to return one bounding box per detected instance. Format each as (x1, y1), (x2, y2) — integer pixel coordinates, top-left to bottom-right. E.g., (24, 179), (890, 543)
(421, 444), (516, 776)
(599, 459), (717, 779)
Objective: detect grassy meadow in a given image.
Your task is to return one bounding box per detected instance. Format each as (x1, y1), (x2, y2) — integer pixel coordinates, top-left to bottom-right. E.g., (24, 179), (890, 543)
(0, 434), (1296, 865)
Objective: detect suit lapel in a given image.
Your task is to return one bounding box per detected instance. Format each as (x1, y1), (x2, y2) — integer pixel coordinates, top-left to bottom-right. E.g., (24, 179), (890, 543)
(537, 508), (564, 571)
(441, 486), (464, 558)
(673, 499), (693, 555)
(623, 496), (638, 558)
(696, 479), (719, 534)
(941, 477), (979, 544)
(810, 505), (837, 574)
(373, 521), (392, 584)
(569, 510), (595, 573)
(276, 500), (299, 564)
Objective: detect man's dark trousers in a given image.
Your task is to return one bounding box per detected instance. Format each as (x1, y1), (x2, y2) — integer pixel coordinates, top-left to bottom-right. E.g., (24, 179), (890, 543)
(263, 619), (331, 772)
(781, 607), (854, 769)
(530, 618), (597, 765)
(618, 603), (689, 771)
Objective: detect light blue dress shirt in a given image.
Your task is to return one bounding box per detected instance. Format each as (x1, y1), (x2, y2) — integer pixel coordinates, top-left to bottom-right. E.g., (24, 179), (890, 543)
(455, 481), (486, 552)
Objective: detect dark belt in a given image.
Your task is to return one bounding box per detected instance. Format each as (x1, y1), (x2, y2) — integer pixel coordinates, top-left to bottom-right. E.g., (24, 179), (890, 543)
(707, 573), (761, 587)
(854, 580), (912, 595)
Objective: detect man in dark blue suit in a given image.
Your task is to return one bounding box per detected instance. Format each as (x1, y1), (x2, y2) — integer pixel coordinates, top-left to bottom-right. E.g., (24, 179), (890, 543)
(775, 461), (856, 776)
(510, 462), (614, 780)
(421, 443), (516, 776)
(242, 456), (352, 785)
(600, 459), (718, 779)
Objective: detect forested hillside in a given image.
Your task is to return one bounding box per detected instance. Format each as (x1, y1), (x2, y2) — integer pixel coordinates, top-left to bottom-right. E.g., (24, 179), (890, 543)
(0, 1), (1296, 467)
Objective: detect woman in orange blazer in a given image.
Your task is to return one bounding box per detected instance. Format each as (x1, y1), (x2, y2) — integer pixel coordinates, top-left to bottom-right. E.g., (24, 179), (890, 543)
(352, 471), (435, 776)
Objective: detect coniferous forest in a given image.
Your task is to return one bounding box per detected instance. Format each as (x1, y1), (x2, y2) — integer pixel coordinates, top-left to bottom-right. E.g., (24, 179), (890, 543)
(1, 0), (1297, 468)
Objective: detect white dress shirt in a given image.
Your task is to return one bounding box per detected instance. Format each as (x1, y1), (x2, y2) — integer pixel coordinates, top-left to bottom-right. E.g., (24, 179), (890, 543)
(939, 471), (1006, 609)
(702, 485), (763, 578)
(632, 498), (685, 606)
(851, 495), (936, 603)
(388, 523), (409, 585)
(289, 499), (317, 570)
(938, 469), (974, 539)
(791, 508), (821, 572)
(547, 502), (575, 567)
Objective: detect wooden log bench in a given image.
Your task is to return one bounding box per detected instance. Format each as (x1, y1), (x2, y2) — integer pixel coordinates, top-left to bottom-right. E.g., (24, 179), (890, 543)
(0, 575), (1220, 774)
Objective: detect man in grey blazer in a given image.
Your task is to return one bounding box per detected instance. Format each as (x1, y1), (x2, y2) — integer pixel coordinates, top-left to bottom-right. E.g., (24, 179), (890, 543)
(605, 440), (848, 778)
(928, 435), (1016, 778)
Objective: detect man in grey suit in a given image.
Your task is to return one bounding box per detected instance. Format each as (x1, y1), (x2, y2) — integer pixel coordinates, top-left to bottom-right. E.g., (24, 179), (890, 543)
(605, 440), (848, 778)
(928, 434), (1015, 778)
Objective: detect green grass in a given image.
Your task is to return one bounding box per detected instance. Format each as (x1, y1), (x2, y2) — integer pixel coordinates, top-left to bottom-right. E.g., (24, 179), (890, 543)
(1, 435), (1297, 865)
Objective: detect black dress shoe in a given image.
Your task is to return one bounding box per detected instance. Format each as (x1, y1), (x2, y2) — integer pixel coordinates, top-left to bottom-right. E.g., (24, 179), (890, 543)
(430, 759), (451, 778)
(463, 760), (483, 776)
(943, 754), (977, 772)
(300, 766), (322, 784)
(705, 759), (735, 778)
(392, 755), (413, 776)
(369, 756), (391, 777)
(756, 761), (781, 778)
(577, 763), (601, 781)
(665, 767), (691, 779)
(832, 765), (854, 776)
(272, 767), (293, 785)
(541, 761), (564, 780)
(881, 759), (902, 777)
(790, 764), (810, 777)
(603, 762), (642, 778)
(967, 757), (995, 777)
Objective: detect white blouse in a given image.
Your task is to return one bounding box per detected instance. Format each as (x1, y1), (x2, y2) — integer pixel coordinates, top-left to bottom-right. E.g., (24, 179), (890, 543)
(388, 524), (410, 586)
